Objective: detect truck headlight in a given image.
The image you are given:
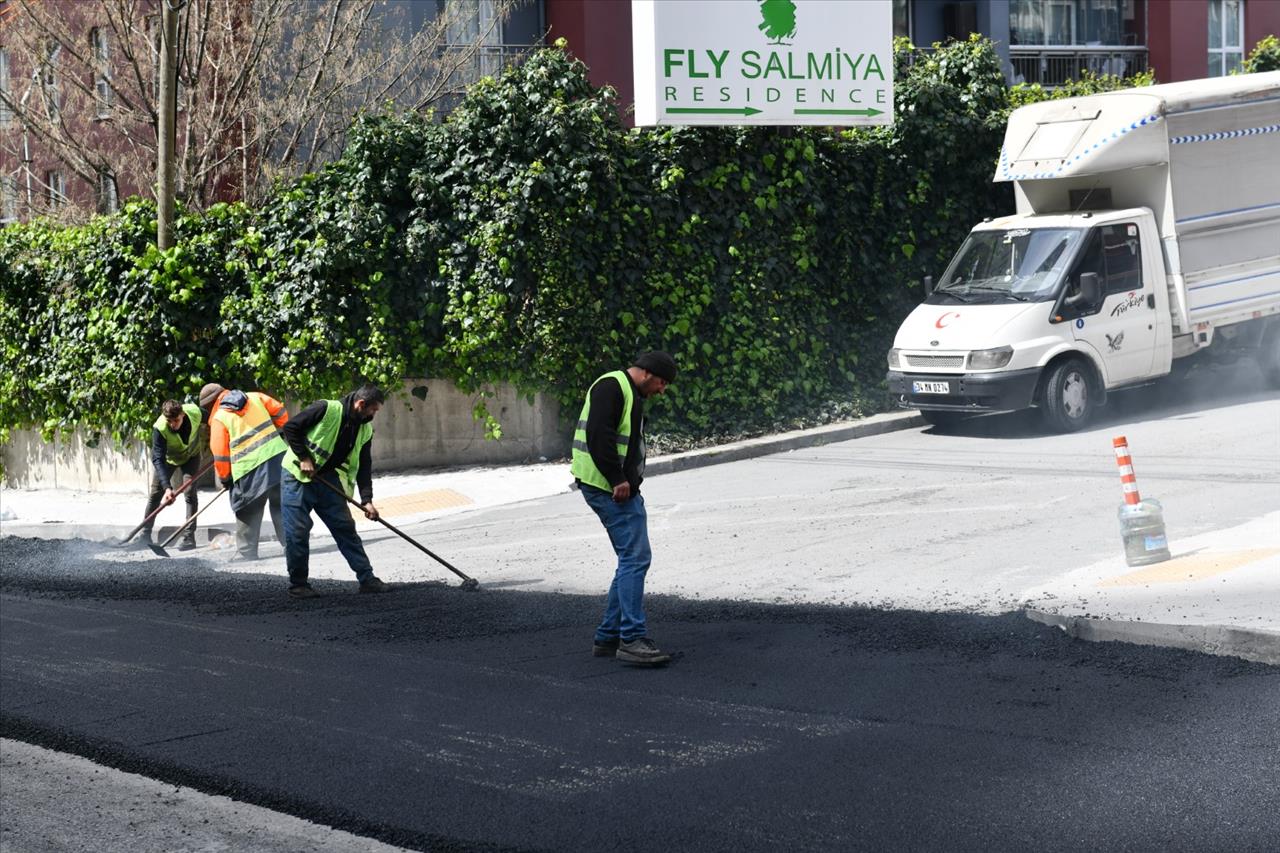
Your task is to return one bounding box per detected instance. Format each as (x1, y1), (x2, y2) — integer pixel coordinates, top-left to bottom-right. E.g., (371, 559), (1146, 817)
(968, 346), (1013, 370)
(887, 348), (902, 369)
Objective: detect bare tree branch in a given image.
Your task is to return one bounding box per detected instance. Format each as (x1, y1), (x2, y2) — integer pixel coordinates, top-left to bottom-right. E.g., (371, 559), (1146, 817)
(1, 0), (529, 221)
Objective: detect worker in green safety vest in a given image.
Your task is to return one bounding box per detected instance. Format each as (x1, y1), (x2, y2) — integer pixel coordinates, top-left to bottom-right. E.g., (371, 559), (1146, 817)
(278, 383), (390, 599)
(570, 351), (678, 666)
(141, 398), (210, 549)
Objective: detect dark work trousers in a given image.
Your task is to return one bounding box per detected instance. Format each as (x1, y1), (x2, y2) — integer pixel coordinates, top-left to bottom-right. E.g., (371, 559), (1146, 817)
(234, 486), (285, 560)
(280, 470), (374, 587)
(142, 457), (202, 545)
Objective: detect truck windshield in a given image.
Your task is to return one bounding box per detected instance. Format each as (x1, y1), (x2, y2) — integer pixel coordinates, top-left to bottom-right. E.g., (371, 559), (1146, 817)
(932, 227), (1083, 304)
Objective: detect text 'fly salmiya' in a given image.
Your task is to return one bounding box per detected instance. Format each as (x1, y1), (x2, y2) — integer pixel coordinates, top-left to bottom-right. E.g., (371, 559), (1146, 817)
(662, 47), (889, 110)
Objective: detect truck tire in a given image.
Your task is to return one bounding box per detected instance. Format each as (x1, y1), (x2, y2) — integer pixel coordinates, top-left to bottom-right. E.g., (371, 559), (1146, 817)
(1261, 326), (1280, 389)
(1039, 358), (1094, 432)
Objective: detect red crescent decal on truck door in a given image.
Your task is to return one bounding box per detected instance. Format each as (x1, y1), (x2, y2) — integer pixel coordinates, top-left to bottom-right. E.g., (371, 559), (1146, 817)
(935, 312), (960, 329)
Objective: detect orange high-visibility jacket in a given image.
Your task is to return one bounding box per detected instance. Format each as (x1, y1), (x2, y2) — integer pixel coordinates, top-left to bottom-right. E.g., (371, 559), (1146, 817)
(209, 391), (289, 482)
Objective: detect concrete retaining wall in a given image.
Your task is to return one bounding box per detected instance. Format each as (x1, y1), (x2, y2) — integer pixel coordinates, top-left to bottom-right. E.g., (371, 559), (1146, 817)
(1, 381), (569, 494)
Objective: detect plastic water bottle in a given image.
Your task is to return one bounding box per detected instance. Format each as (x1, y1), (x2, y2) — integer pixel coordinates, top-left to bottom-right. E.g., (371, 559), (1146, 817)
(1117, 498), (1171, 567)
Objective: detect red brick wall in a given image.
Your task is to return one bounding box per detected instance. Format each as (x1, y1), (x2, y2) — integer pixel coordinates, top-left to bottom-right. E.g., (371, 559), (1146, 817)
(1245, 0), (1280, 56)
(1149, 0), (1280, 83)
(544, 0), (634, 124)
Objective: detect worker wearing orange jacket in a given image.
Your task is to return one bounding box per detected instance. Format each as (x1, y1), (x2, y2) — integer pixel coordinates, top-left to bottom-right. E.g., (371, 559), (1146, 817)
(204, 383), (289, 560)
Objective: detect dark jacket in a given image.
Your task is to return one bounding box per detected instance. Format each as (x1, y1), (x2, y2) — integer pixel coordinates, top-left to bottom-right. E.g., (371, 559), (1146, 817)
(151, 416), (193, 482)
(582, 371), (645, 495)
(281, 392), (375, 504)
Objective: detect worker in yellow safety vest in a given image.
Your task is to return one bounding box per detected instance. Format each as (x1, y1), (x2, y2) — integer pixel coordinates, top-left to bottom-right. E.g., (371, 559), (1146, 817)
(277, 383), (390, 598)
(570, 351), (678, 666)
(141, 398), (210, 550)
(207, 384), (290, 560)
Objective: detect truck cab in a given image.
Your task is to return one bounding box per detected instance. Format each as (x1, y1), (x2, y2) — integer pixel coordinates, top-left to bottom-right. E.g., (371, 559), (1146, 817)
(887, 73), (1280, 432)
(887, 208), (1172, 431)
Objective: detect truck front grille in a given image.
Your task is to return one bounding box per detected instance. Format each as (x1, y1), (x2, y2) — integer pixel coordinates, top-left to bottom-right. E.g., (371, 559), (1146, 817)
(905, 354), (965, 369)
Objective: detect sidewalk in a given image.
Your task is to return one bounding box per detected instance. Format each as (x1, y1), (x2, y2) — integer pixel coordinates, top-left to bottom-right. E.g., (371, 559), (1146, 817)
(1022, 511), (1280, 664)
(2, 408), (1276, 664)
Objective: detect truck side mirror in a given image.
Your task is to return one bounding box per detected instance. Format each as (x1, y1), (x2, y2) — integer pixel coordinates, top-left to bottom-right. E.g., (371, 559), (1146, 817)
(923, 275), (933, 297)
(1066, 271), (1101, 310)
(1078, 271), (1101, 306)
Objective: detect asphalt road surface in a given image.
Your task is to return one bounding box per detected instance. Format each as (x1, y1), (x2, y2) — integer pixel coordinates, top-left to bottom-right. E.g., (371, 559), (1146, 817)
(3, 536), (1279, 852)
(3, 364), (1278, 851)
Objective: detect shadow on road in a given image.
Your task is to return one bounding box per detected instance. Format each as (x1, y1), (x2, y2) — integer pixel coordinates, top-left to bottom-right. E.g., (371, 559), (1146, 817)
(922, 362), (1279, 440)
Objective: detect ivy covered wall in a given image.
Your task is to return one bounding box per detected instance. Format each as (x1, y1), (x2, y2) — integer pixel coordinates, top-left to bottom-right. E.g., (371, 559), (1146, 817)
(0, 37), (1144, 450)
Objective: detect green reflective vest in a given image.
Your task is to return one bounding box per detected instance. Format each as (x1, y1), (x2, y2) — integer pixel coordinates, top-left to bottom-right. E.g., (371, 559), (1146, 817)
(152, 402), (207, 466)
(281, 400), (373, 497)
(569, 370), (634, 492)
(212, 393), (287, 480)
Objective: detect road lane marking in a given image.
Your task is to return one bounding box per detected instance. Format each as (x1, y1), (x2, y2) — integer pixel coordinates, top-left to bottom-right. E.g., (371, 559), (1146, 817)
(1097, 548), (1280, 587)
(363, 488), (472, 518)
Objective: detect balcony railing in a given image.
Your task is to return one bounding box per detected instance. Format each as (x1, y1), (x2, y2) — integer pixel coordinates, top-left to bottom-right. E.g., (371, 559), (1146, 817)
(440, 43), (539, 95)
(1010, 47), (1149, 87)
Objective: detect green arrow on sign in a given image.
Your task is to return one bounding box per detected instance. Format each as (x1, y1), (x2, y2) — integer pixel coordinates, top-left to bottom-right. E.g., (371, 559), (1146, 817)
(666, 107), (763, 116)
(793, 107), (885, 117)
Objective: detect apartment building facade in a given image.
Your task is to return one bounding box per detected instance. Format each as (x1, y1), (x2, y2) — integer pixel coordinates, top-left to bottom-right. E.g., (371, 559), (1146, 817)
(0, 0), (545, 224)
(544, 0), (1280, 124)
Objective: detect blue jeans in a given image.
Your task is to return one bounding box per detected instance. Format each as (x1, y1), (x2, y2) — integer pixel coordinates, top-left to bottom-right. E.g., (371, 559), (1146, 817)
(581, 486), (651, 642)
(281, 470), (374, 587)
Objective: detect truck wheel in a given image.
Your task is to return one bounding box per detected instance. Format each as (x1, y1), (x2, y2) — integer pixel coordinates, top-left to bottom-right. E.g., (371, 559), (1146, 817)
(918, 409), (965, 429)
(1040, 359), (1094, 432)
(1261, 326), (1280, 389)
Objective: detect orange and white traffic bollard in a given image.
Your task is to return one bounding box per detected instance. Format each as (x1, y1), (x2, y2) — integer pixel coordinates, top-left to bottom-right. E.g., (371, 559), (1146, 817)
(1113, 436), (1142, 505)
(1112, 436), (1171, 567)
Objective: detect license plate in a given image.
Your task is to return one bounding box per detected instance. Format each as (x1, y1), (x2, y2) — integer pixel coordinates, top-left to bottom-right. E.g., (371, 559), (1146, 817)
(912, 381), (951, 394)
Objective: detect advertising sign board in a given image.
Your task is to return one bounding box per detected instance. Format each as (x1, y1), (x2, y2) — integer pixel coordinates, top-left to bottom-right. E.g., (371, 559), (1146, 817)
(633, 0), (894, 127)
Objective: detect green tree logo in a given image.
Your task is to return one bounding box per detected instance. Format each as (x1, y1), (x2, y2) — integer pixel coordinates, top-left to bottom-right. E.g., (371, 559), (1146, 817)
(758, 0), (797, 45)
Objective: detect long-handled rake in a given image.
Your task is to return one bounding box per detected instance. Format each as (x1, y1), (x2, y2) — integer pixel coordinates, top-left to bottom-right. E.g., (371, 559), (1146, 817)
(111, 461), (214, 555)
(153, 486), (229, 557)
(313, 475), (480, 591)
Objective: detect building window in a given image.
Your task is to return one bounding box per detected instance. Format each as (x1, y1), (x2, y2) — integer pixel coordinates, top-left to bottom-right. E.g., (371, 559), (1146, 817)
(42, 41), (62, 121)
(1010, 0), (1142, 47)
(91, 27), (113, 117)
(445, 0), (503, 79)
(45, 170), (66, 209)
(1208, 0), (1244, 76)
(97, 170), (118, 214)
(893, 0), (910, 39)
(0, 48), (13, 127)
(1, 175), (17, 223)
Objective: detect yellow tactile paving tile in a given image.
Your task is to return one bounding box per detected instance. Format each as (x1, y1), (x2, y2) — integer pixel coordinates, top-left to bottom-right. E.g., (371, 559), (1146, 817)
(1098, 548), (1280, 587)
(361, 488), (473, 519)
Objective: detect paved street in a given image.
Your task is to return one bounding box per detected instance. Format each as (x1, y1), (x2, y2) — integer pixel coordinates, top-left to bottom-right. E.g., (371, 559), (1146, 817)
(2, 365), (1279, 851)
(3, 550), (1278, 853)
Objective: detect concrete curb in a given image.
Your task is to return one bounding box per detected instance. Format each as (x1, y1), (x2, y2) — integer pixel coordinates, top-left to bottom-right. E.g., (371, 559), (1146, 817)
(647, 411), (924, 476)
(2, 411), (925, 542)
(1025, 609), (1280, 666)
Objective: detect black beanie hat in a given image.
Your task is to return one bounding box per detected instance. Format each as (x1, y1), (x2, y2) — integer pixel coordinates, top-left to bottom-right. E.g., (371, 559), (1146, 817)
(634, 351), (677, 382)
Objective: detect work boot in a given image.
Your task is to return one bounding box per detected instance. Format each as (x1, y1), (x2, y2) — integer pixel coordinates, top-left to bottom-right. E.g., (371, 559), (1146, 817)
(176, 537), (197, 552)
(616, 637), (672, 665)
(288, 584), (320, 599)
(592, 637), (620, 657)
(359, 577), (392, 594)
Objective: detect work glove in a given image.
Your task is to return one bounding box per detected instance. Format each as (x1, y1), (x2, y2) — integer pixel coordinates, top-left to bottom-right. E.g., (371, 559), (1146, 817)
(220, 477), (233, 491)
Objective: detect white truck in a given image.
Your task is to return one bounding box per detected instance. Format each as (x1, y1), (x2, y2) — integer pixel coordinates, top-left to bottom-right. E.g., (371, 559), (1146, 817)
(887, 72), (1280, 431)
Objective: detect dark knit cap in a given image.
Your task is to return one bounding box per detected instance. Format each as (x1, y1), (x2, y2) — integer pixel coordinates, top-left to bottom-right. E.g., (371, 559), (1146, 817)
(633, 351), (678, 382)
(198, 382), (225, 411)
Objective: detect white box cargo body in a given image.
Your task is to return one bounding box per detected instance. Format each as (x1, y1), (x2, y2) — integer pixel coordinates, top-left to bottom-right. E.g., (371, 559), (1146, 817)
(887, 72), (1280, 431)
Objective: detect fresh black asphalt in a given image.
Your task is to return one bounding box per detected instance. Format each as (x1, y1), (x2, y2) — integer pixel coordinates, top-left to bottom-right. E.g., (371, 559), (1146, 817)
(2, 536), (1278, 852)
